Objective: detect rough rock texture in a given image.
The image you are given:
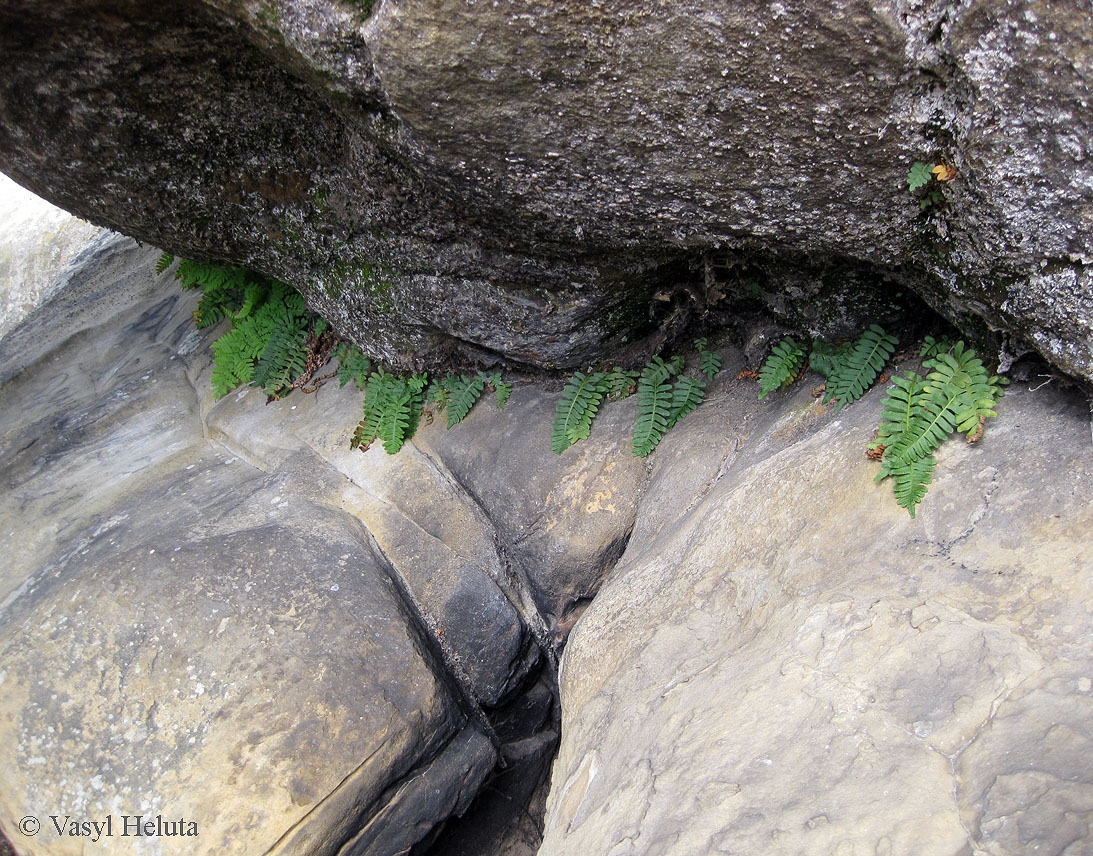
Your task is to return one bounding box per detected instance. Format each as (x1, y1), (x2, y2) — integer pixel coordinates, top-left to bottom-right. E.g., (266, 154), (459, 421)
(0, 235), (643, 854)
(540, 360), (1093, 855)
(0, 0), (1090, 380)
(0, 174), (102, 338)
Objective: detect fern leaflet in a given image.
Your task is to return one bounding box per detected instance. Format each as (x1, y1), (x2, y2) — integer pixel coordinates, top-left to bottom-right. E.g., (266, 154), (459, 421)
(155, 252), (175, 275)
(486, 372), (511, 409)
(888, 454), (936, 518)
(336, 343), (372, 391)
(809, 339), (853, 379)
(604, 367), (639, 400)
(667, 375), (706, 429)
(758, 337), (805, 398)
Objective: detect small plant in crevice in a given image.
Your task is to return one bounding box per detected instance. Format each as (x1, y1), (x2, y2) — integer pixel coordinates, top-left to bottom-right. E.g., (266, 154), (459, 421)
(552, 339), (722, 457)
(161, 253), (509, 455)
(907, 161), (957, 210)
(350, 368), (511, 454)
(757, 325), (898, 412)
(870, 337), (1007, 517)
(163, 253), (332, 399)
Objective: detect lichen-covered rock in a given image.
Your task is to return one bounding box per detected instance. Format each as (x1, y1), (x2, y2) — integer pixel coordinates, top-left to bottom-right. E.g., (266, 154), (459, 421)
(0, 0), (1090, 381)
(540, 365), (1093, 855)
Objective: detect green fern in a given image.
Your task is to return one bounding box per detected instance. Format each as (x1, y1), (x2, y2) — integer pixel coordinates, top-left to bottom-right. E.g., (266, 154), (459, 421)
(667, 375), (707, 429)
(486, 372), (511, 409)
(919, 335), (955, 360)
(336, 343), (372, 391)
(695, 338), (722, 382)
(822, 325), (898, 411)
(872, 371), (928, 450)
(632, 362), (676, 457)
(758, 337), (806, 398)
(604, 367), (639, 400)
(809, 339), (853, 379)
(446, 374), (487, 428)
(887, 454), (936, 518)
(352, 370), (428, 454)
(552, 371), (607, 454)
(874, 340), (1006, 515)
(155, 252), (175, 275)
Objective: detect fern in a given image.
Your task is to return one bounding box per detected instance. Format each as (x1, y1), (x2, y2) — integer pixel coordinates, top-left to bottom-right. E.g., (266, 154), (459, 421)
(886, 454), (936, 518)
(155, 252), (175, 275)
(872, 371), (928, 450)
(758, 337), (806, 398)
(351, 370), (428, 454)
(874, 340), (1006, 516)
(486, 372), (511, 409)
(667, 375), (706, 429)
(336, 343), (372, 391)
(603, 367), (639, 400)
(809, 339), (853, 379)
(694, 338), (722, 382)
(632, 363), (675, 457)
(822, 325), (898, 411)
(552, 371), (607, 454)
(919, 335), (955, 360)
(446, 374), (487, 428)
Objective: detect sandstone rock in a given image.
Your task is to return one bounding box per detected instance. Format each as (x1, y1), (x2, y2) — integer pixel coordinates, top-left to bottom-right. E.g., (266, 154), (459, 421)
(1, 0), (1090, 380)
(541, 369), (1093, 855)
(0, 240), (501, 855)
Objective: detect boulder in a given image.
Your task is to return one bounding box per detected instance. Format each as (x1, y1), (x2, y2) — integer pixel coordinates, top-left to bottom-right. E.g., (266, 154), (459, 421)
(0, 0), (1090, 380)
(540, 360), (1093, 855)
(0, 239), (499, 855)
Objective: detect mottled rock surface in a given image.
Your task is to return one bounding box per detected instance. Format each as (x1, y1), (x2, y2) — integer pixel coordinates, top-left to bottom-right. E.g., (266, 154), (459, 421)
(541, 361), (1093, 855)
(0, 0), (1090, 380)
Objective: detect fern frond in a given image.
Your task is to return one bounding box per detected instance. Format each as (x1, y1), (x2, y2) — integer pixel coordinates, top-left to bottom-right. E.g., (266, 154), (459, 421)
(809, 339), (853, 380)
(427, 375), (452, 411)
(632, 365), (674, 457)
(822, 325), (898, 411)
(758, 337), (805, 399)
(695, 339), (722, 382)
(446, 373), (487, 428)
(604, 367), (639, 400)
(888, 454), (936, 518)
(378, 385), (414, 454)
(873, 371), (929, 449)
(486, 372), (511, 409)
(667, 375), (707, 429)
(885, 385), (964, 464)
(552, 372), (607, 454)
(919, 335), (955, 359)
(336, 343), (371, 391)
(155, 252), (174, 275)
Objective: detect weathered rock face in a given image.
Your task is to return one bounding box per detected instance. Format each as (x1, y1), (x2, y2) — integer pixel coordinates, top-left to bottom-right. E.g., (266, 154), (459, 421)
(3, 202), (1093, 855)
(540, 363), (1093, 854)
(0, 234), (640, 854)
(0, 173), (102, 338)
(0, 0), (1090, 380)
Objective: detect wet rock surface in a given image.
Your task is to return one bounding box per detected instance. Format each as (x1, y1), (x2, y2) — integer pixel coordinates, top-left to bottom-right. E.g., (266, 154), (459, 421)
(0, 0), (1090, 380)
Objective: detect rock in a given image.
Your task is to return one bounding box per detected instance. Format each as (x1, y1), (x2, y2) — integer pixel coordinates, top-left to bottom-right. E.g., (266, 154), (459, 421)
(540, 366), (1093, 854)
(0, 0), (1090, 381)
(0, 174), (102, 339)
(0, 239), (502, 855)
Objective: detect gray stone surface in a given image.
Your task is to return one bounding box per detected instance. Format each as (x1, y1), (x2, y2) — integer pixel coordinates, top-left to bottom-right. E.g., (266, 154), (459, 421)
(0, 0), (1089, 380)
(0, 173), (102, 339)
(0, 241), (498, 855)
(540, 364), (1093, 856)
